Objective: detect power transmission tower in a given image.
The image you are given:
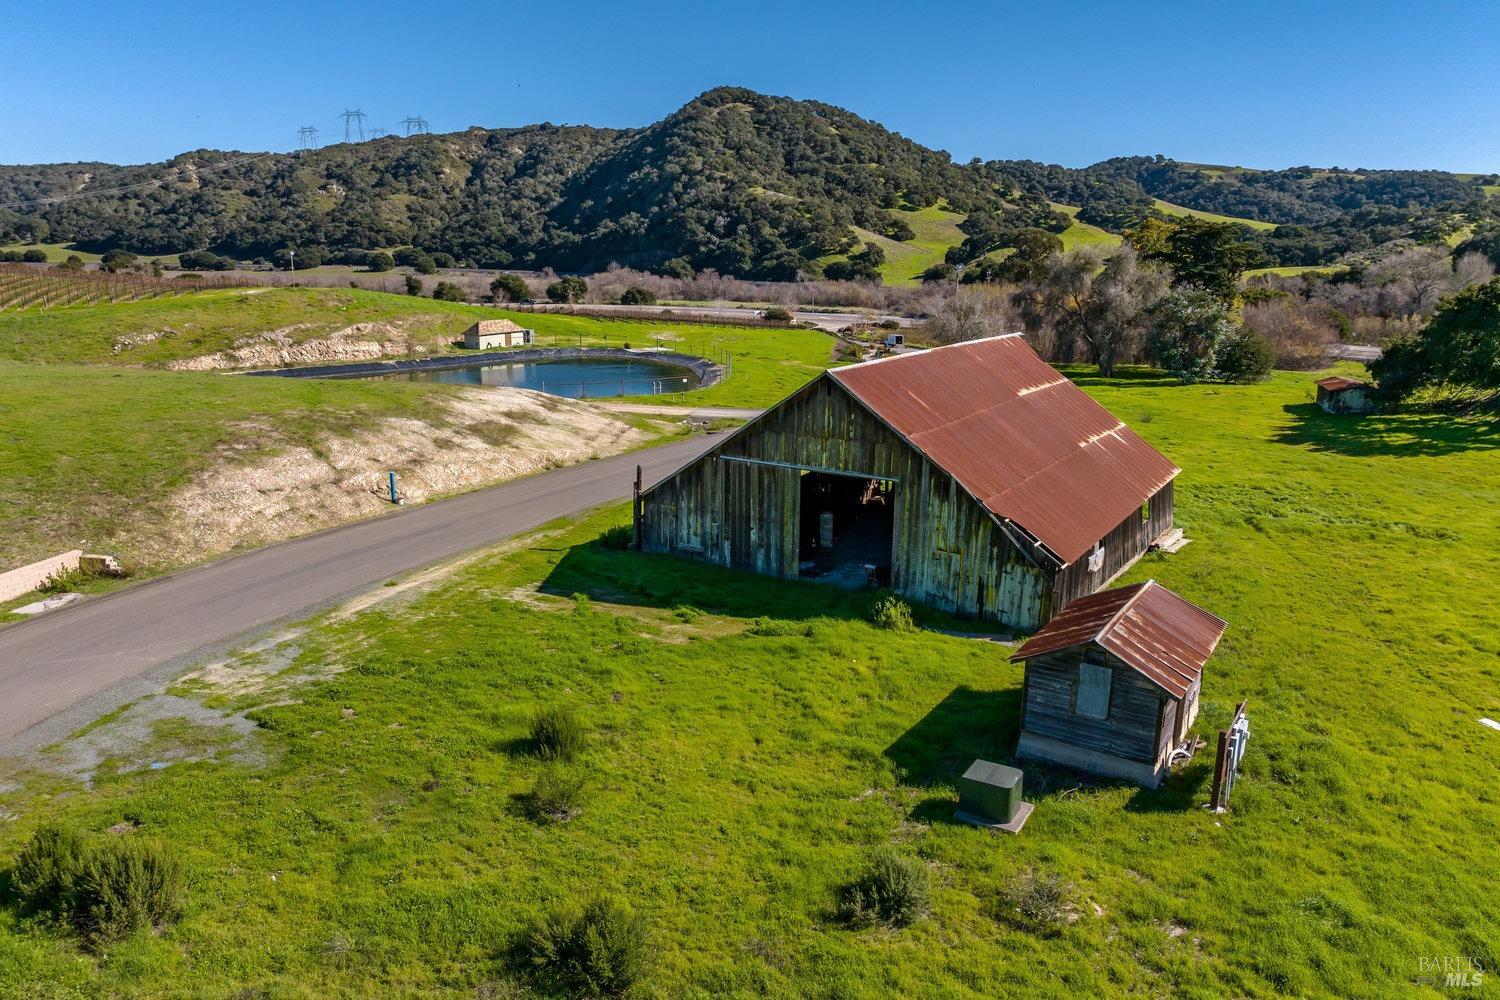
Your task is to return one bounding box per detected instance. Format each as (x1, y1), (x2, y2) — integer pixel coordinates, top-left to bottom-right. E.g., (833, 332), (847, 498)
(370, 127), (389, 139)
(297, 125), (319, 149)
(339, 109), (367, 142)
(399, 116), (430, 136)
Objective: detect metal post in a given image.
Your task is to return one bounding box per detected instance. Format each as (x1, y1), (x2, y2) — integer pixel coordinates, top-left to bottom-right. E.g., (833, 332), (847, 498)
(388, 471), (398, 504)
(632, 464), (644, 550)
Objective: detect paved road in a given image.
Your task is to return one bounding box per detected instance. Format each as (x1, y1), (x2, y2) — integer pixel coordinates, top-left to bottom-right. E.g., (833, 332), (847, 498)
(598, 403), (765, 420)
(1329, 344), (1382, 362)
(0, 436), (719, 748)
(506, 302), (919, 333)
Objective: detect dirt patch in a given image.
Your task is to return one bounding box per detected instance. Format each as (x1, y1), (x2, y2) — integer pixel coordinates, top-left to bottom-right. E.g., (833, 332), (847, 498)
(163, 318), (441, 370)
(117, 387), (648, 567)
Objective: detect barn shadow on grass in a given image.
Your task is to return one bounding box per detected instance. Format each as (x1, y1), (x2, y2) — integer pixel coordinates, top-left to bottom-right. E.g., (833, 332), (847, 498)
(1274, 402), (1499, 457)
(538, 534), (1009, 635)
(885, 685), (1021, 828)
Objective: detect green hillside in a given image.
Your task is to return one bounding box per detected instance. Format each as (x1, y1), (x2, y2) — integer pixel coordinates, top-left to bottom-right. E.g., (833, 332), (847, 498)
(1151, 199), (1276, 231)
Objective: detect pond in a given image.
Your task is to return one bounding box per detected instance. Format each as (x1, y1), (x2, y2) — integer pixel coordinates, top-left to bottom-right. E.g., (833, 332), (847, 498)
(362, 357), (701, 398)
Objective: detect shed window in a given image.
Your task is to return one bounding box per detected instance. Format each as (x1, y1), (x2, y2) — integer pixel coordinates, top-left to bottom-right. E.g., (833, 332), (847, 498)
(1076, 663), (1112, 719)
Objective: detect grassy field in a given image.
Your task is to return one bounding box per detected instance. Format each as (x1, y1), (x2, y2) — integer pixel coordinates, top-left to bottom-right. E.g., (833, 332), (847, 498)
(1150, 199), (1277, 232)
(1048, 203), (1124, 251)
(0, 243), (180, 266)
(1243, 265), (1340, 279)
(1, 367), (1494, 997)
(0, 287), (836, 408)
(0, 362), (458, 571)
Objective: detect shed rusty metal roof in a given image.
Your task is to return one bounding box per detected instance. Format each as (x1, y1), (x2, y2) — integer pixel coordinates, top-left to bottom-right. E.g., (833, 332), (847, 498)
(830, 335), (1179, 565)
(1009, 580), (1227, 698)
(1316, 376), (1367, 392)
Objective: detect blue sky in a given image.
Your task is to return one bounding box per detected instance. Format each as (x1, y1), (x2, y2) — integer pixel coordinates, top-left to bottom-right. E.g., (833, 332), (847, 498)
(5, 0), (1497, 171)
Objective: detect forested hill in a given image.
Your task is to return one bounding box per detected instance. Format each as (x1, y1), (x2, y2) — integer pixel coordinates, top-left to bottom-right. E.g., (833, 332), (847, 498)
(2, 87), (1495, 278)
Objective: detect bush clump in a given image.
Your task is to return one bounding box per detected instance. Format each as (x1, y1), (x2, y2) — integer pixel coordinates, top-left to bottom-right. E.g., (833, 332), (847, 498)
(1001, 867), (1072, 934)
(869, 596), (915, 632)
(527, 896), (649, 997)
(1215, 330), (1275, 383)
(9, 826), (180, 947)
(526, 768), (587, 824)
(837, 849), (930, 929)
(597, 524), (633, 550)
(531, 705), (585, 761)
(762, 306), (793, 323)
(11, 826), (88, 917)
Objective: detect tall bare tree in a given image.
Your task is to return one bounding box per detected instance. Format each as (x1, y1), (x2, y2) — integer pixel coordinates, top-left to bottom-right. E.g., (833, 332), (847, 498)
(1028, 245), (1169, 375)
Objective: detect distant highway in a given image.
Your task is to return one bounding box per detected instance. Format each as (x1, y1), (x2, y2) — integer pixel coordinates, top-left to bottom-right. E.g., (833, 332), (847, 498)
(1329, 344), (1382, 362)
(0, 436), (720, 751)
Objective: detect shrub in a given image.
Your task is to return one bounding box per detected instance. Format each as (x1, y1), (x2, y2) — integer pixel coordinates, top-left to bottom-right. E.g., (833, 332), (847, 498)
(526, 768), (587, 823)
(762, 306), (793, 323)
(869, 596), (914, 632)
(22, 248), (48, 263)
(619, 286), (656, 306)
(99, 249), (137, 273)
(490, 273), (529, 303)
(57, 254), (84, 271)
(178, 249), (234, 271)
(368, 250), (395, 272)
(547, 276), (587, 303)
(430, 252), (456, 269)
(432, 280), (466, 302)
(9, 828), (179, 946)
(11, 826), (87, 917)
(404, 274), (423, 296)
(527, 896), (649, 997)
(78, 840), (180, 944)
(597, 524), (633, 550)
(1215, 330), (1275, 383)
(412, 254), (438, 275)
(838, 849), (930, 928)
(531, 705), (585, 761)
(1002, 867), (1071, 934)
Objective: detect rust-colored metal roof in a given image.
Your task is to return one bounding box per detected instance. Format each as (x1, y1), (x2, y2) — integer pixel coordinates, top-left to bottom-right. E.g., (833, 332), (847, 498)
(831, 335), (1180, 565)
(1316, 376), (1367, 391)
(1009, 580), (1227, 698)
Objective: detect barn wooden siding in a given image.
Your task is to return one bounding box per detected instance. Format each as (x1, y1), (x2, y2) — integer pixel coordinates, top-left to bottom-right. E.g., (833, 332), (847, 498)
(642, 376), (1053, 629)
(1019, 649), (1169, 764)
(1051, 480), (1174, 610)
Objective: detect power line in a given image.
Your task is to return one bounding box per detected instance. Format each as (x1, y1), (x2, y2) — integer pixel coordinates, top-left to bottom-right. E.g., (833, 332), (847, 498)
(339, 109), (367, 143)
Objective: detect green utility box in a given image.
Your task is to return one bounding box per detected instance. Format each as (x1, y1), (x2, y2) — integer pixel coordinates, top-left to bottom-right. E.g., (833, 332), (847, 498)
(958, 760), (1024, 824)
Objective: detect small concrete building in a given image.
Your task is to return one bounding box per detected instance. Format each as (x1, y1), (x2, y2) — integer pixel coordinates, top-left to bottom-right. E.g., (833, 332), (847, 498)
(464, 319), (534, 350)
(1315, 376), (1373, 414)
(1010, 580), (1227, 787)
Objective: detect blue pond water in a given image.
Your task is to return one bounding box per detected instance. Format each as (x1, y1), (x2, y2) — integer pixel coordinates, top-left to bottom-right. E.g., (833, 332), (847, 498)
(377, 357), (699, 398)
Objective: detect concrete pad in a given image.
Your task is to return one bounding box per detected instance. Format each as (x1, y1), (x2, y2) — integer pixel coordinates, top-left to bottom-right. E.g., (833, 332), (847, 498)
(956, 801), (1035, 834)
(12, 592), (83, 616)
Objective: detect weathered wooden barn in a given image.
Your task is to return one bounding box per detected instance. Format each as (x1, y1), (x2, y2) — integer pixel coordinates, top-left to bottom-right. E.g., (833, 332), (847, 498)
(637, 335), (1180, 629)
(1010, 580), (1227, 787)
(1315, 375), (1373, 414)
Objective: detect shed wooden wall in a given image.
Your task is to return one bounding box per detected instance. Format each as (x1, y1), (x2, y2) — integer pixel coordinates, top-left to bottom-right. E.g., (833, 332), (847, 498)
(1051, 480), (1174, 609)
(1019, 648), (1167, 764)
(641, 376), (1053, 629)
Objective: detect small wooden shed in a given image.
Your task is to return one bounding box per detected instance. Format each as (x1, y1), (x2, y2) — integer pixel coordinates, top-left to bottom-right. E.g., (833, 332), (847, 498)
(1010, 580), (1227, 787)
(464, 319), (534, 349)
(1315, 376), (1373, 414)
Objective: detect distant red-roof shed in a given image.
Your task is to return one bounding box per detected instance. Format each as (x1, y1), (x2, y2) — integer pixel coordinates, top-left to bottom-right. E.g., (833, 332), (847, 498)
(640, 335), (1182, 631)
(1315, 375), (1374, 414)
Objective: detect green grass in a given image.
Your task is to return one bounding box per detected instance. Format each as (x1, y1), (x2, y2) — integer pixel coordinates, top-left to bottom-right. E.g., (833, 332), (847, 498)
(0, 287), (498, 366)
(0, 243), (180, 266)
(1150, 199), (1277, 232)
(2, 367), (1495, 997)
(866, 204), (967, 285)
(0, 362), (457, 569)
(0, 287), (836, 409)
(1243, 265), (1340, 279)
(1049, 203), (1124, 252)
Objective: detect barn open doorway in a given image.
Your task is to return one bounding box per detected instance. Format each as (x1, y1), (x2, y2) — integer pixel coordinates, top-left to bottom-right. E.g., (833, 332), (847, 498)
(798, 471), (895, 588)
